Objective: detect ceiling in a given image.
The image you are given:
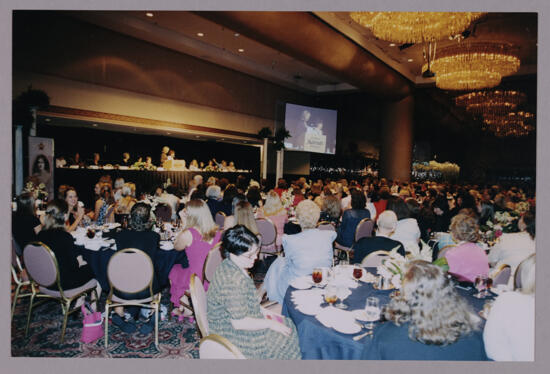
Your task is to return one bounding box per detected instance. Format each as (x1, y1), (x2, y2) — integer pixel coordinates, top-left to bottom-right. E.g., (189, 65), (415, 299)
(70, 11), (537, 93)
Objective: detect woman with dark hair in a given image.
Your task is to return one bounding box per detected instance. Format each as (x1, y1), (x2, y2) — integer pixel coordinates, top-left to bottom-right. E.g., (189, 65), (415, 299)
(336, 189), (370, 247)
(112, 202), (162, 333)
(386, 196), (421, 248)
(64, 187), (86, 232)
(362, 261), (486, 360)
(93, 184), (115, 225)
(220, 184), (238, 216)
(246, 185), (262, 209)
(273, 178), (288, 197)
(37, 199), (98, 297)
(432, 194), (452, 232)
(488, 210), (535, 288)
(12, 192), (42, 251)
(207, 225), (301, 359)
(32, 154), (52, 193)
(372, 186), (390, 221)
(319, 194), (341, 227)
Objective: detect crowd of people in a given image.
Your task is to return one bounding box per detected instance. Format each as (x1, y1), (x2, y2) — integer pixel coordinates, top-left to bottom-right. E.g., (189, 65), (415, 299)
(12, 172), (536, 360)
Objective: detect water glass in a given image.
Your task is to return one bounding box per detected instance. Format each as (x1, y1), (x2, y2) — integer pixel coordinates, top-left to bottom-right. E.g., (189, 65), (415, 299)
(364, 297), (380, 330)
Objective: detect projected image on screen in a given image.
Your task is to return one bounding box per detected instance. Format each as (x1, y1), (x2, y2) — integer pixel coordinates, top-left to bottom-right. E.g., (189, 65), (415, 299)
(284, 103), (337, 154)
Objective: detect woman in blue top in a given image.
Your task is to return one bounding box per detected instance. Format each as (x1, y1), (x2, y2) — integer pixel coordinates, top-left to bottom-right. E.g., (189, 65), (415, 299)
(263, 200), (336, 304)
(362, 260), (488, 361)
(336, 189), (370, 247)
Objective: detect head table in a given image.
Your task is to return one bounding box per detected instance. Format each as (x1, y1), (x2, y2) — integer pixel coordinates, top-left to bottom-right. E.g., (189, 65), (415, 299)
(281, 267), (492, 360)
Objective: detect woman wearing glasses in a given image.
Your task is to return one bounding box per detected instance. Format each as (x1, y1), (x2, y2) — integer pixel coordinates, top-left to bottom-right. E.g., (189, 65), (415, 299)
(207, 225), (301, 359)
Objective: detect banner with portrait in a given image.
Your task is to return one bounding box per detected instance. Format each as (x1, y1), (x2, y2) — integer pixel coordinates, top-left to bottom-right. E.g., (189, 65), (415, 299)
(28, 137), (54, 201)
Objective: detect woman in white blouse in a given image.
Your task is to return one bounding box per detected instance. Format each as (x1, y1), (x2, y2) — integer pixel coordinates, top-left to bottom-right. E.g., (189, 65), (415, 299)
(483, 254), (535, 361)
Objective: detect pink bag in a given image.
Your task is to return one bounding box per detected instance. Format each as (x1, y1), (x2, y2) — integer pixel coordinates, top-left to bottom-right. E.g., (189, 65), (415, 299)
(80, 302), (104, 344)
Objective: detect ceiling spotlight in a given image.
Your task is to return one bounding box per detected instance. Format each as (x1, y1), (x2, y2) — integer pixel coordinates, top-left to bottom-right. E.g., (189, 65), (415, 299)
(146, 12), (154, 18)
(389, 43), (396, 47)
(92, 123), (98, 127)
(166, 132), (171, 135)
(195, 135), (200, 138)
(407, 58), (414, 62)
(45, 118), (51, 122)
(238, 48), (244, 53)
(197, 32), (205, 37)
(234, 33), (240, 37)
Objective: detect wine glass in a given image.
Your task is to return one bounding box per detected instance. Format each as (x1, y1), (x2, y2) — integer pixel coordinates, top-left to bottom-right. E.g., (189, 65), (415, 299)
(312, 268), (323, 287)
(324, 286), (337, 307)
(86, 227), (96, 239)
(334, 286), (348, 309)
(485, 277), (493, 297)
(353, 266), (363, 282)
(364, 297), (380, 330)
(474, 274), (488, 298)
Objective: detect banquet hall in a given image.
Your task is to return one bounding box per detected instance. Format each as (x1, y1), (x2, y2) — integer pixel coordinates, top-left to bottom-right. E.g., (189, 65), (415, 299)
(10, 9), (540, 362)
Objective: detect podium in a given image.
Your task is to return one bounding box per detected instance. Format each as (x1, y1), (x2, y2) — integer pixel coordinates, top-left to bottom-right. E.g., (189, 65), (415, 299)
(304, 132), (326, 153)
(163, 159), (186, 170)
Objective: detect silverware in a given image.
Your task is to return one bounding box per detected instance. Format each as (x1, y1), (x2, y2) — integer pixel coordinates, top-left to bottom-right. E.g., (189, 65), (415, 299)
(353, 330), (372, 341)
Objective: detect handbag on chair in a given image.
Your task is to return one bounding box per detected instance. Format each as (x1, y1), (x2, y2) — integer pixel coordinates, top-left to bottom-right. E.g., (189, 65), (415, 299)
(80, 302), (104, 343)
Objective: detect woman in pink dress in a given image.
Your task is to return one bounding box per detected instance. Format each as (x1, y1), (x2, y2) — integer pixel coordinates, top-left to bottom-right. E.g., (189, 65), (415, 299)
(260, 190), (288, 251)
(169, 199), (222, 321)
(444, 213), (489, 283)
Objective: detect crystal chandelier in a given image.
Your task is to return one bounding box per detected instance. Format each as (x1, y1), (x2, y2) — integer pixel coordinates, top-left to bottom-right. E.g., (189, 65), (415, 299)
(427, 42), (521, 90)
(455, 90), (527, 117)
(349, 12), (483, 44)
(482, 111), (535, 137)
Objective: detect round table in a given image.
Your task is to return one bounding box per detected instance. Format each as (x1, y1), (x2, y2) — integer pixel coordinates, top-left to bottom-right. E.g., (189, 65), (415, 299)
(282, 268), (492, 360)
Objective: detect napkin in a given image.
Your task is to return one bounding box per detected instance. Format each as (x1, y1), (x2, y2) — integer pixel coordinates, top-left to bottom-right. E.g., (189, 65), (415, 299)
(292, 288), (325, 316)
(160, 241), (174, 250)
(290, 276), (313, 290)
(84, 238), (109, 251)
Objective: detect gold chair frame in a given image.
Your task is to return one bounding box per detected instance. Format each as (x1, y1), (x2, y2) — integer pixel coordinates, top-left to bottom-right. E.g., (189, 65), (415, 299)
(104, 248), (161, 348)
(360, 250), (391, 267)
(11, 242), (31, 319)
(189, 274), (208, 339)
(23, 242), (98, 342)
(256, 217), (283, 257)
(201, 242), (223, 284)
(199, 334), (246, 359)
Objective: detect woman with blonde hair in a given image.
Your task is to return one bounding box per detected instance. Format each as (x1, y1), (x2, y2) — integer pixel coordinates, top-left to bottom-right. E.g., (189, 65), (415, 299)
(362, 260), (487, 360)
(263, 200), (336, 304)
(483, 254), (535, 361)
(168, 199), (222, 321)
(114, 182), (137, 215)
(259, 190), (288, 249)
(320, 194), (341, 226)
(224, 200), (259, 235)
(444, 213), (489, 283)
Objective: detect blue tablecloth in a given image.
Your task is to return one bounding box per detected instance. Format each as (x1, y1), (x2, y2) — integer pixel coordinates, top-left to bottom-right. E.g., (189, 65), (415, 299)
(282, 269), (493, 360)
(77, 242), (188, 291)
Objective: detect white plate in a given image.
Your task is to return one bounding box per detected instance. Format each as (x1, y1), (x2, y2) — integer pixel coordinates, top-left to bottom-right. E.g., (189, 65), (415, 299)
(353, 309), (380, 322)
(295, 303), (324, 316)
(290, 276), (313, 290)
(332, 320), (361, 334)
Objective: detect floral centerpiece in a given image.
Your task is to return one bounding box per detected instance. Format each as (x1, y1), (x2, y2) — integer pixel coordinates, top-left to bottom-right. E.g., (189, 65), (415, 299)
(22, 179), (48, 201)
(377, 241), (436, 289)
(280, 187), (294, 209)
(131, 161), (156, 171)
(480, 210), (520, 244)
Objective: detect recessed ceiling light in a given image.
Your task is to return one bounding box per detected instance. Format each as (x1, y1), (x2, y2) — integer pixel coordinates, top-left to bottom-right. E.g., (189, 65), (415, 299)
(234, 33), (240, 37)
(195, 135), (200, 138)
(221, 138), (225, 141)
(389, 43), (396, 47)
(197, 32), (204, 37)
(45, 118), (51, 122)
(238, 48), (244, 53)
(92, 123), (98, 127)
(407, 58), (414, 62)
(146, 12), (154, 18)
(166, 132), (171, 135)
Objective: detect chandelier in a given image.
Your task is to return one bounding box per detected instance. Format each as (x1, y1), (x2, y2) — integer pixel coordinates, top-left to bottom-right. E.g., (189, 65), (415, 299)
(427, 42), (521, 90)
(349, 12), (483, 44)
(482, 111), (535, 137)
(455, 90), (527, 117)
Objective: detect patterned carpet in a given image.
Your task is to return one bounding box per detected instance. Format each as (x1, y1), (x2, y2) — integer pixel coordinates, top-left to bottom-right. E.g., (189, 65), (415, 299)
(11, 264), (269, 358)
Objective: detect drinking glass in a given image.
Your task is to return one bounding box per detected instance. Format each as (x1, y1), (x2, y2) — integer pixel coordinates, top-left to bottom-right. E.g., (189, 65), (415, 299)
(364, 297), (380, 330)
(335, 286), (348, 309)
(86, 228), (96, 239)
(324, 286), (337, 306)
(474, 274), (488, 298)
(353, 266), (363, 282)
(312, 268), (323, 287)
(485, 277), (493, 296)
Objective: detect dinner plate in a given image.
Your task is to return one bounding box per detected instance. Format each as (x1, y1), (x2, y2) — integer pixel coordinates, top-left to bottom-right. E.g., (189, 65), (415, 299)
(332, 320), (361, 334)
(295, 303), (324, 316)
(353, 309), (380, 322)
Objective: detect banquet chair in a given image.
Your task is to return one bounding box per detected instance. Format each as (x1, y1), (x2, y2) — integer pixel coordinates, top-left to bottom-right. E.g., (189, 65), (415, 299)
(491, 264), (512, 287)
(256, 218), (282, 257)
(189, 273), (209, 338)
(154, 204), (172, 223)
(361, 250), (391, 267)
(23, 242), (98, 342)
(436, 244), (456, 260)
(104, 248), (161, 348)
(202, 242), (223, 284)
(199, 334), (246, 359)
(316, 221), (336, 231)
(354, 218), (374, 242)
(215, 211), (226, 228)
(514, 254), (535, 290)
(11, 239), (31, 319)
